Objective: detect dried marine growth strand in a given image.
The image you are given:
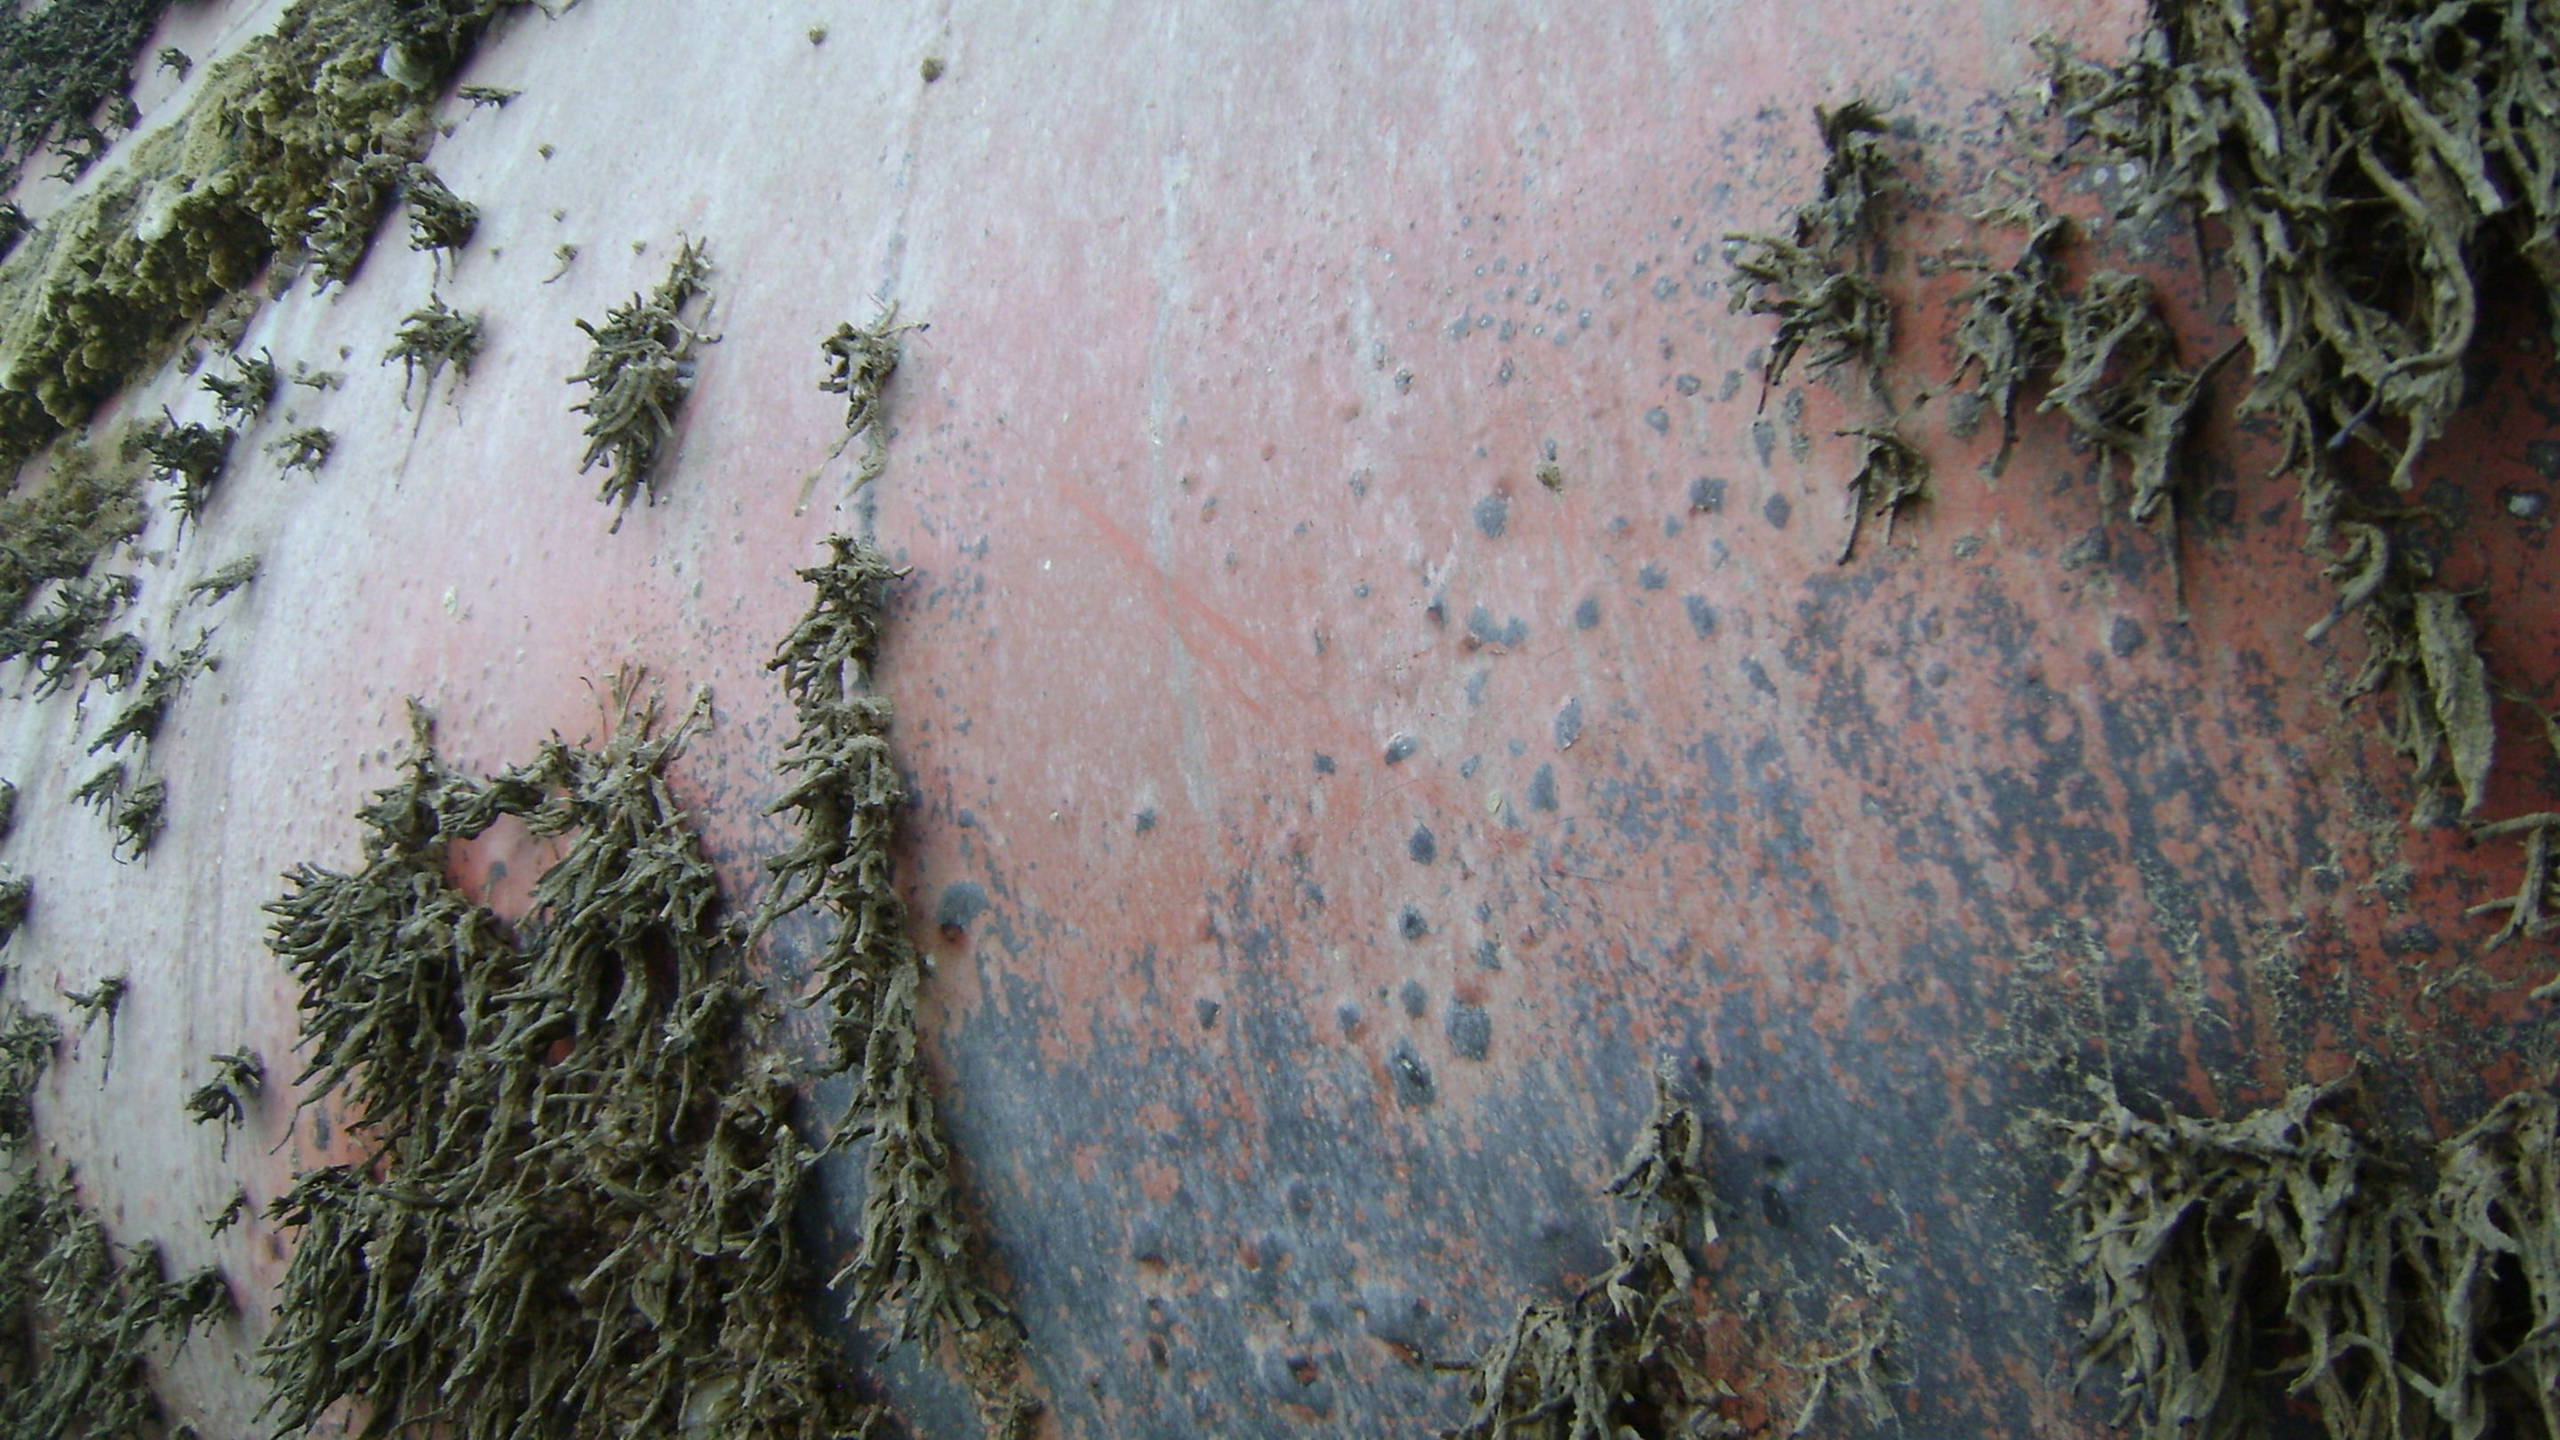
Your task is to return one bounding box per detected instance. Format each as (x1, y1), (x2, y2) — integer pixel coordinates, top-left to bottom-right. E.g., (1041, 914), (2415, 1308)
(184, 1049), (263, 1158)
(72, 763), (126, 813)
(88, 630), (143, 693)
(200, 348), (277, 424)
(1726, 101), (1899, 407)
(401, 162), (477, 262)
(0, 875), (26, 950)
(258, 699), (890, 1440)
(1787, 1229), (1904, 1435)
(186, 555), (258, 606)
(0, 1164), (238, 1437)
(2334, 580), (2500, 828)
(2470, 813), (2560, 958)
(1444, 1065), (1729, 1440)
(755, 536), (1040, 1437)
(2050, 1076), (2386, 1440)
(4, 572), (137, 698)
(62, 975), (125, 1077)
(456, 84), (516, 107)
(1836, 425), (1928, 564)
(819, 305), (925, 485)
(89, 634), (213, 756)
(0, 0), (172, 190)
(0, 999), (57, 1144)
(383, 293), (483, 405)
(207, 1190), (247, 1238)
(1938, 194), (2069, 476)
(304, 151), (407, 293)
(142, 418), (235, 531)
(569, 239), (713, 521)
(0, 777), (14, 841)
(0, 441), (144, 637)
(2045, 3), (2559, 498)
(271, 425), (333, 473)
(115, 775), (164, 854)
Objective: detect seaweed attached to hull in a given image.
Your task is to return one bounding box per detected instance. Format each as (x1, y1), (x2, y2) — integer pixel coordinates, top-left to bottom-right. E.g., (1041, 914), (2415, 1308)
(2054, 1079), (2560, 1440)
(570, 241), (713, 522)
(258, 700), (886, 1440)
(1443, 1067), (1735, 1440)
(756, 537), (1040, 1438)
(1727, 102), (1899, 406)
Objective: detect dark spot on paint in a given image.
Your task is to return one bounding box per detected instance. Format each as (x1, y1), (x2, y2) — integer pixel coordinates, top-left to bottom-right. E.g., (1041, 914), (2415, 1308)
(1467, 607), (1529, 646)
(1554, 698), (1583, 750)
(1689, 476), (1726, 512)
(1473, 493), (1509, 538)
(1135, 808), (1157, 833)
(1337, 1002), (1363, 1036)
(1763, 493), (1792, 529)
(1195, 998), (1220, 1030)
(1573, 595), (1600, 630)
(1643, 407), (1670, 434)
(1527, 763), (1558, 812)
(1684, 596), (1718, 638)
(1383, 735), (1416, 765)
(1741, 658), (1776, 695)
(1314, 752), (1336, 774)
(2108, 616), (2146, 658)
(1390, 1043), (1435, 1107)
(1447, 1003), (1491, 1060)
(1751, 420), (1775, 466)
(1674, 373), (1701, 396)
(935, 881), (989, 938)
(2528, 441), (2560, 482)
(1408, 825), (1437, 864)
(1759, 1156), (1794, 1228)
(1637, 564), (1667, 590)
(1398, 906), (1428, 940)
(1399, 980), (1427, 1018)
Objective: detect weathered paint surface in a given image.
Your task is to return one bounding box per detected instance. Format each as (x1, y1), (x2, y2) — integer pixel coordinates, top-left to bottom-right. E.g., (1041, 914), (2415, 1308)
(4, 1), (2558, 1436)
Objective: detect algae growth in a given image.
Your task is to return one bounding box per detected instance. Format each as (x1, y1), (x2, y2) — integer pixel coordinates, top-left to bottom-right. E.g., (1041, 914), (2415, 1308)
(2056, 1078), (2560, 1440)
(569, 239), (712, 520)
(1726, 102), (1897, 407)
(756, 535), (1040, 1439)
(1442, 1067), (1733, 1440)
(258, 698), (887, 1440)
(0, 0), (538, 467)
(820, 306), (923, 486)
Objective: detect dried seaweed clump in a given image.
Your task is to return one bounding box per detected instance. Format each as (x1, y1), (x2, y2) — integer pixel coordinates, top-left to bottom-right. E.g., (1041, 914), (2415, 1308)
(2048, 2), (2559, 501)
(0, 998), (57, 1145)
(271, 426), (334, 474)
(755, 535), (1038, 1437)
(383, 294), (482, 404)
(0, 0), (171, 188)
(0, 573), (137, 698)
(0, 876), (27, 951)
(1726, 102), (1897, 405)
(88, 633), (212, 757)
(0, 777), (14, 841)
(0, 1165), (233, 1438)
(258, 699), (885, 1440)
(401, 163), (477, 262)
(142, 418), (234, 531)
(0, 441), (144, 634)
(820, 305), (924, 485)
(184, 1049), (262, 1158)
(0, 0), (534, 465)
(1444, 1067), (1733, 1440)
(1835, 425), (1928, 564)
(570, 240), (713, 520)
(200, 348), (277, 424)
(2055, 1078), (2560, 1440)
